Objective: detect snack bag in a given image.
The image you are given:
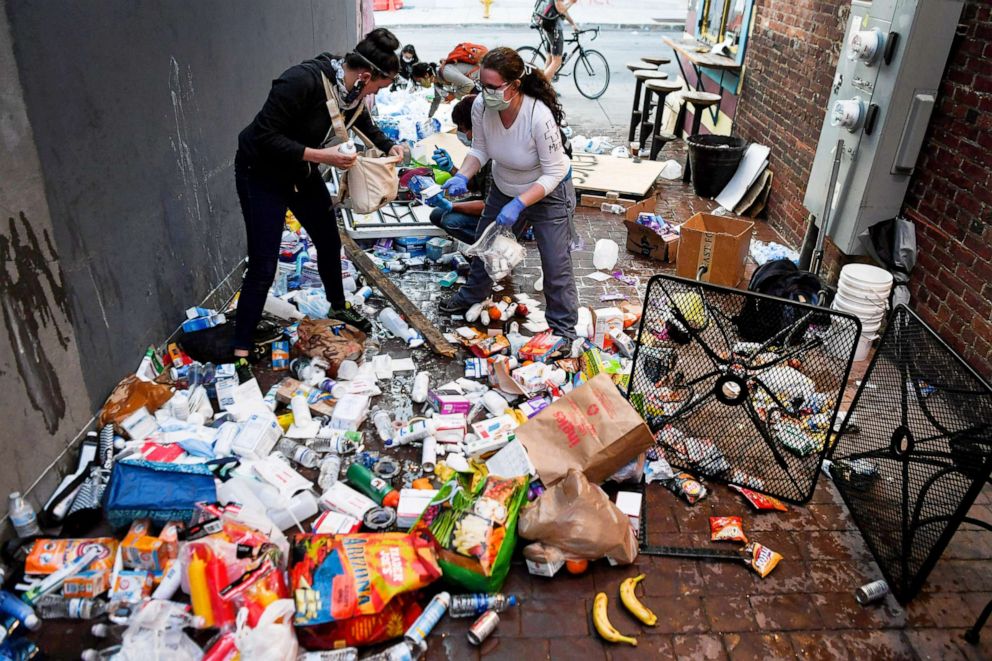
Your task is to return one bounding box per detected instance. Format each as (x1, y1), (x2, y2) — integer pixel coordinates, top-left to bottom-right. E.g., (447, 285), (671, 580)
(415, 474), (529, 592)
(220, 557), (289, 628)
(709, 516), (747, 543)
(295, 595), (422, 650)
(663, 472), (708, 505)
(730, 485), (789, 512)
(289, 532), (441, 626)
(745, 542), (782, 578)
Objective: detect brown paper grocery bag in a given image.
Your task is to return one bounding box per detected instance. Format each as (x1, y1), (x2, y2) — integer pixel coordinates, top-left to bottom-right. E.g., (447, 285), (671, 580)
(516, 373), (655, 486)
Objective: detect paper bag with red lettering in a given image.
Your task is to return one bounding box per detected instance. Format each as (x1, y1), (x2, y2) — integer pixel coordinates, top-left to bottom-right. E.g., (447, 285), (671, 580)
(516, 373), (655, 486)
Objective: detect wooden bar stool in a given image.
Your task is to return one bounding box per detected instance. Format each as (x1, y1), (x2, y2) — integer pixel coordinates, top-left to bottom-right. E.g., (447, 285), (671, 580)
(680, 90), (722, 183)
(634, 70), (669, 147)
(626, 60), (656, 143)
(644, 78), (683, 160)
(640, 55), (672, 67)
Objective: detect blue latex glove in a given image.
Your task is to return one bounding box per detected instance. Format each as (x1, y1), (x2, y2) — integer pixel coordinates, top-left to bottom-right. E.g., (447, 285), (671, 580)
(433, 147), (454, 172)
(442, 173), (470, 197)
(427, 194), (453, 213)
(496, 197), (526, 227)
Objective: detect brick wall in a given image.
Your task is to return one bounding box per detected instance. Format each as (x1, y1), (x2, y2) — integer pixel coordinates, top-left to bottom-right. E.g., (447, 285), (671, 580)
(734, 0), (992, 379)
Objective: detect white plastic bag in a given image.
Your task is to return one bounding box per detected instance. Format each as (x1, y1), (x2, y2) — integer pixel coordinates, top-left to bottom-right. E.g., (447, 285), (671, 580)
(465, 223), (526, 281)
(235, 600), (299, 661)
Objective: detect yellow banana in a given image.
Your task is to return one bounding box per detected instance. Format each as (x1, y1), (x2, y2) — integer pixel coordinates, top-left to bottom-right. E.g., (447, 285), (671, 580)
(619, 574), (657, 626)
(592, 592), (637, 646)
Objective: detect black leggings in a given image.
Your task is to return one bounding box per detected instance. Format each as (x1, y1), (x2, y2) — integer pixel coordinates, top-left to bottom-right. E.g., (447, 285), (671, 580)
(233, 157), (345, 350)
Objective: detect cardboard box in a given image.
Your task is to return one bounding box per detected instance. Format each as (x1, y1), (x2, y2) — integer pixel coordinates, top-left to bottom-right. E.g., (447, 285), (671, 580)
(624, 219), (679, 263)
(676, 213), (754, 287)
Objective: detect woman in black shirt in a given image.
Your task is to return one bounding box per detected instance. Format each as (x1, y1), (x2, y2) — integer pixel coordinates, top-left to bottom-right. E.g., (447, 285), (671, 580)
(233, 28), (403, 356)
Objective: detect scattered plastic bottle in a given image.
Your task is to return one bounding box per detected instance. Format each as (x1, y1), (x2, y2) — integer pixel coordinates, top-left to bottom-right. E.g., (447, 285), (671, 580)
(448, 593), (519, 618)
(317, 454), (342, 491)
(91, 622), (127, 640)
(372, 410), (394, 443)
(8, 492), (41, 538)
(600, 203), (625, 214)
(412, 373), (430, 404)
(80, 646), (122, 661)
(34, 595), (107, 620)
(275, 438), (319, 469)
(339, 140), (357, 156)
(361, 640), (424, 661)
(378, 308), (415, 343)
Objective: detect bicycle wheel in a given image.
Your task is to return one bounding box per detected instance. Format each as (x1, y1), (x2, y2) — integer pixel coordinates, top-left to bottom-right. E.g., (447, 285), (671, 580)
(573, 49), (610, 100)
(516, 46), (546, 70)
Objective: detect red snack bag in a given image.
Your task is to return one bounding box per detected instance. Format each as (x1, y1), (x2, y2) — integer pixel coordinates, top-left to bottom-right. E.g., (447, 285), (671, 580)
(730, 485), (788, 512)
(295, 595), (422, 649)
(709, 516), (747, 543)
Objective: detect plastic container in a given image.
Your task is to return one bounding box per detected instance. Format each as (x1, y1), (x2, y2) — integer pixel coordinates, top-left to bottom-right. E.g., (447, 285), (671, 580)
(685, 135), (748, 198)
(839, 263), (894, 289)
(592, 239), (620, 271)
(337, 360), (359, 381)
(412, 373), (430, 403)
(378, 308), (418, 344)
(267, 490), (318, 531)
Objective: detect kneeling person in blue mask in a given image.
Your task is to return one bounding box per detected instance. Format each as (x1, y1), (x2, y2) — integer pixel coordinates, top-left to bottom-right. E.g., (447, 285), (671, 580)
(426, 95), (492, 245)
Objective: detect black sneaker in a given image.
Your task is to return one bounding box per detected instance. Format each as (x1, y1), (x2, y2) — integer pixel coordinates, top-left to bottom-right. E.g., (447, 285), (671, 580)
(438, 295), (472, 316)
(328, 303), (372, 332)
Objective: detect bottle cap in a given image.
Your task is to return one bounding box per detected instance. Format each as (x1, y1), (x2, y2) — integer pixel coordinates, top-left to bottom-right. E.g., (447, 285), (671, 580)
(382, 490), (400, 509)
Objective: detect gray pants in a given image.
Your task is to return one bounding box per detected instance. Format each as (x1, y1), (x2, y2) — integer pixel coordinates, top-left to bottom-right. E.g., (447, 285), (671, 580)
(452, 178), (579, 339)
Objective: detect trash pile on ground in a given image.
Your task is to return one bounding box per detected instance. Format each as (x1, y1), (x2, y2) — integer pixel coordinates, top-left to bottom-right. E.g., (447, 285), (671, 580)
(0, 202), (821, 658)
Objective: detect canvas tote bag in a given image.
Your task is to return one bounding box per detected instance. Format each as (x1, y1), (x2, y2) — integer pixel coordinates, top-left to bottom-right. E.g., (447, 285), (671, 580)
(321, 72), (400, 214)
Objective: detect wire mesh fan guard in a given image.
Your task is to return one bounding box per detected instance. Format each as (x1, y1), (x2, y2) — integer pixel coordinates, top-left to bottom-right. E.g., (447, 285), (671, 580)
(627, 274), (862, 503)
(829, 305), (992, 602)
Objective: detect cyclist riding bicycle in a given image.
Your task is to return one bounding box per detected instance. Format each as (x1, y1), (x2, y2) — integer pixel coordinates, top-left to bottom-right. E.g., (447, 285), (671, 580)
(532, 0), (578, 82)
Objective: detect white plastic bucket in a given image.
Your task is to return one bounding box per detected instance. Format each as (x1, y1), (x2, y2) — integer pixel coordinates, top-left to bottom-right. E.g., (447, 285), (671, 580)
(834, 292), (887, 318)
(853, 333), (875, 362)
(833, 296), (886, 323)
(838, 277), (890, 302)
(840, 263), (893, 289)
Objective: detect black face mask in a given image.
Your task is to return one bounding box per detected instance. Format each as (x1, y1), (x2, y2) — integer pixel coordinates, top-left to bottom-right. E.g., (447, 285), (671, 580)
(343, 79), (366, 105)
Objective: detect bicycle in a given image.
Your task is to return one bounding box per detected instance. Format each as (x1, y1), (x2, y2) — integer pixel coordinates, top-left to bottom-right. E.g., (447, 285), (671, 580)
(517, 24), (610, 100)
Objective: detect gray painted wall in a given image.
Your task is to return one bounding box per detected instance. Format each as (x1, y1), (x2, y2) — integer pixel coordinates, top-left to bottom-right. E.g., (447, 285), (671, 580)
(1, 0), (360, 515)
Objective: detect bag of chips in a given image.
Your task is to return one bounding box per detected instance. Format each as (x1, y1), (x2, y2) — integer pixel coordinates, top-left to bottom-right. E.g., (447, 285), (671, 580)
(289, 532), (441, 626)
(709, 516), (747, 543)
(730, 485), (788, 512)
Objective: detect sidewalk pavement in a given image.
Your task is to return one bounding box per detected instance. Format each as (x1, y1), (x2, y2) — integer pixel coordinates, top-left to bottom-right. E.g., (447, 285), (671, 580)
(375, 0), (688, 28)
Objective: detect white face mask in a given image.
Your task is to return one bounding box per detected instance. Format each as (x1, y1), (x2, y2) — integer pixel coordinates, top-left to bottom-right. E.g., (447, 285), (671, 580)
(402, 55), (414, 63)
(483, 87), (516, 111)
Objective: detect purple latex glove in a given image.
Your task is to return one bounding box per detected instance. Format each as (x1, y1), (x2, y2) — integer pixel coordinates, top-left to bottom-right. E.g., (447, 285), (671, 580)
(495, 197), (526, 227)
(441, 173), (470, 197)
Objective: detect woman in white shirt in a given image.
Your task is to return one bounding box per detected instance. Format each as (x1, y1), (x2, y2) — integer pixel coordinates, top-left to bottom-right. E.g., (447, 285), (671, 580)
(439, 47), (578, 339)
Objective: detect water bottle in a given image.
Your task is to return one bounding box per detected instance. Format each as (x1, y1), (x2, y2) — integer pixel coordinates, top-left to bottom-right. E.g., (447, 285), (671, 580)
(448, 593), (519, 618)
(275, 438), (319, 469)
(600, 202), (624, 214)
(33, 595), (107, 620)
(372, 410), (394, 443)
(378, 309), (417, 344)
(91, 622), (127, 640)
(339, 140), (357, 155)
(8, 492), (41, 537)
(317, 454), (342, 491)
